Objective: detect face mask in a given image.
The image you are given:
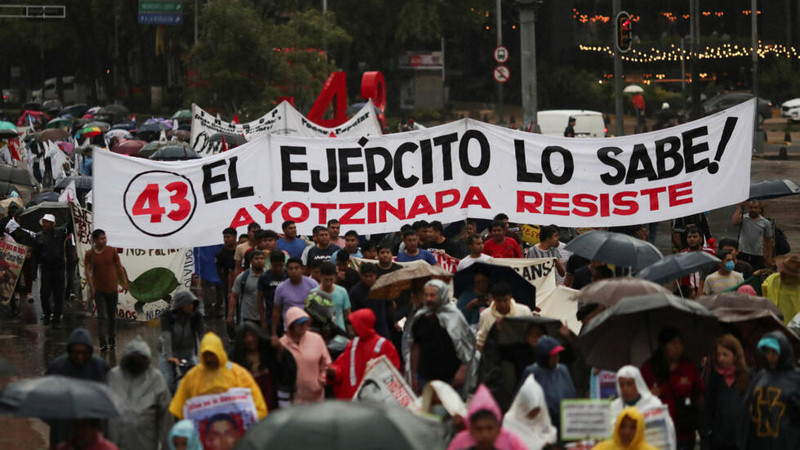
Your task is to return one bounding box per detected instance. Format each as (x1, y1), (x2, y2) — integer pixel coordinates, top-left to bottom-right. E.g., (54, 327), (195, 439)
(122, 355), (150, 375)
(724, 261), (735, 272)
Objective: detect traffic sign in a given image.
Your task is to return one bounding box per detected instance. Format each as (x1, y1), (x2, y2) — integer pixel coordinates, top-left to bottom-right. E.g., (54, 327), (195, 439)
(138, 13), (183, 25)
(139, 1), (182, 13)
(493, 65), (510, 84)
(494, 46), (509, 64)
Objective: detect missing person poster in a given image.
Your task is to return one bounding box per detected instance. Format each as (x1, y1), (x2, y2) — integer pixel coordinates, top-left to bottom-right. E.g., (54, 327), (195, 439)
(353, 355), (419, 412)
(0, 239), (27, 305)
(183, 388), (258, 450)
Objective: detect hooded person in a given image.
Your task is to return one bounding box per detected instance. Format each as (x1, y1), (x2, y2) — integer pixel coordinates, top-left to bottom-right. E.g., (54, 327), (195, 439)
(502, 375), (557, 450)
(279, 306), (331, 404)
(168, 332), (267, 420)
(168, 420), (202, 450)
(107, 336), (172, 450)
(448, 384), (527, 450)
(520, 336), (576, 430)
(403, 279), (478, 394)
(46, 327), (112, 447)
(762, 254), (800, 325)
(610, 366), (675, 450)
(159, 290), (205, 392)
(744, 330), (800, 450)
(594, 407), (658, 450)
(329, 308), (401, 400)
(230, 321), (296, 410)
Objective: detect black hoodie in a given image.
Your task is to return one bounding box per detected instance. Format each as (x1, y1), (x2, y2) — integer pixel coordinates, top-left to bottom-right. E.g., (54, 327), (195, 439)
(745, 330), (800, 450)
(45, 327), (109, 381)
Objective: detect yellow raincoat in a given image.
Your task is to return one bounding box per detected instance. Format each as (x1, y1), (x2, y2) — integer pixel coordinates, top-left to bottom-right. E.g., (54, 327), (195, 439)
(762, 272), (800, 325)
(168, 332), (268, 420)
(593, 407), (657, 450)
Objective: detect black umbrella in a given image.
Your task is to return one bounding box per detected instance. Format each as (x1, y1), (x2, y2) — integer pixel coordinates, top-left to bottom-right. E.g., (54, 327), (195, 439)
(0, 180), (19, 198)
(0, 129), (20, 139)
(137, 122), (170, 134)
(749, 179), (800, 200)
(236, 401), (444, 450)
(55, 175), (92, 194)
(454, 261), (536, 309)
(148, 144), (199, 161)
(138, 141), (172, 159)
(564, 230), (662, 271)
(61, 104), (89, 118)
(635, 251), (721, 284)
(0, 165), (38, 187)
(30, 191), (61, 204)
(17, 201), (71, 231)
(0, 375), (120, 419)
(209, 132), (247, 147)
(97, 104), (128, 116)
(578, 293), (719, 371)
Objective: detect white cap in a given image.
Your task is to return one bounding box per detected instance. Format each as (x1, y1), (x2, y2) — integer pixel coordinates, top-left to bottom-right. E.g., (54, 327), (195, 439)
(39, 213), (56, 225)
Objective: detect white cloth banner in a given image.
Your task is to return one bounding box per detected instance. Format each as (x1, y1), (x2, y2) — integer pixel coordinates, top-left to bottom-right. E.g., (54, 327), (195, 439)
(71, 203), (193, 322)
(95, 101), (754, 249)
(190, 100), (383, 156)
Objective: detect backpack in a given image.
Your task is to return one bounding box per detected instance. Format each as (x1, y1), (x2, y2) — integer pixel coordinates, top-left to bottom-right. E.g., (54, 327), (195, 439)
(769, 218), (791, 256)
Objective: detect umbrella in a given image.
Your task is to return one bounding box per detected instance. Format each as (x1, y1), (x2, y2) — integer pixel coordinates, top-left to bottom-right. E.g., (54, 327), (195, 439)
(578, 293), (719, 370)
(30, 191), (61, 204)
(75, 126), (102, 140)
(370, 260), (453, 299)
(0, 181), (21, 198)
(137, 122), (170, 134)
(572, 277), (671, 308)
(0, 375), (120, 419)
(236, 401), (444, 450)
(0, 121), (19, 130)
(98, 104), (128, 116)
(55, 175), (92, 194)
(110, 120), (137, 131)
(167, 129), (191, 142)
(36, 128), (69, 143)
(564, 230), (663, 271)
(105, 129), (133, 141)
(17, 201), (71, 230)
(0, 355), (17, 377)
(138, 140), (173, 159)
(623, 84), (644, 94)
(0, 165), (38, 187)
(749, 179), (800, 200)
(209, 132), (247, 147)
(111, 139), (147, 157)
(635, 252), (721, 284)
(171, 109), (192, 120)
(42, 99), (63, 113)
(61, 104), (89, 118)
(711, 308), (800, 360)
(454, 261), (536, 309)
(45, 118), (71, 129)
(144, 117), (174, 129)
(695, 291), (783, 320)
(0, 129), (19, 139)
(148, 144), (199, 161)
(84, 121), (110, 131)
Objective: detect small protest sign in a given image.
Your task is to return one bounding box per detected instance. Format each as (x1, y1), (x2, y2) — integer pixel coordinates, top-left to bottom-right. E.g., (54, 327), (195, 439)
(183, 388), (259, 450)
(561, 399), (612, 441)
(353, 355), (419, 412)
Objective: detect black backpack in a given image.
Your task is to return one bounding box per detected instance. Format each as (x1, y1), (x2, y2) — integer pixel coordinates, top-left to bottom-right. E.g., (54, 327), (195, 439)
(770, 218), (791, 256)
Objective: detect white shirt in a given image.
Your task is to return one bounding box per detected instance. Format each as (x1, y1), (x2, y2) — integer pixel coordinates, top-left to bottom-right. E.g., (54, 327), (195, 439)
(457, 253), (491, 272)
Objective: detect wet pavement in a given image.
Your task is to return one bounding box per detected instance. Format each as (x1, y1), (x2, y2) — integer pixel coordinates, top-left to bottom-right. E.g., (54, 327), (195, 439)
(1, 157), (799, 449)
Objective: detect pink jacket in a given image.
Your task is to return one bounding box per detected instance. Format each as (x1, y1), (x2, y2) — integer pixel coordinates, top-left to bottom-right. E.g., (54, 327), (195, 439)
(280, 307), (331, 404)
(447, 385), (527, 450)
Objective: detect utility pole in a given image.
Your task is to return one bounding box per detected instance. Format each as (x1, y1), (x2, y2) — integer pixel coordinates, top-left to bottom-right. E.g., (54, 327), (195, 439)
(690, 0), (701, 119)
(751, 0), (758, 97)
(496, 0), (504, 125)
(613, 0), (623, 136)
(194, 0), (199, 46)
(518, 0), (542, 132)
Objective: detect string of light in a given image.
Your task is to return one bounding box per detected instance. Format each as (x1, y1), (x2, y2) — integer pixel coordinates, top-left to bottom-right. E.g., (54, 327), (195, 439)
(573, 9), (760, 24)
(578, 43), (800, 62)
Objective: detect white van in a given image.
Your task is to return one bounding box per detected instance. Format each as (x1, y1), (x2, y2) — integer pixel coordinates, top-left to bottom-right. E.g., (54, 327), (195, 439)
(537, 109), (607, 138)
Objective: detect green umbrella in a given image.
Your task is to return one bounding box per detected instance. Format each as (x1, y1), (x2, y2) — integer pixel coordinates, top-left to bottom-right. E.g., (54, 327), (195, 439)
(46, 118), (72, 129)
(171, 109), (191, 120)
(0, 121), (17, 130)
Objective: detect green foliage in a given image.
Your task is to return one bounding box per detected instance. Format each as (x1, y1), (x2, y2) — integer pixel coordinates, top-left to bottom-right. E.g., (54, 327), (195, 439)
(759, 60), (800, 104)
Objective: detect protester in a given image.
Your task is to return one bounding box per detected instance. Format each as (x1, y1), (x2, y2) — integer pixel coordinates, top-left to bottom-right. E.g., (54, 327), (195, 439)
(46, 328), (111, 446)
(702, 334), (749, 450)
(85, 229), (129, 350)
(609, 366), (675, 449)
(732, 200), (774, 270)
(107, 336), (172, 450)
(327, 219), (346, 248)
(376, 244), (403, 276)
(525, 226), (566, 279)
(305, 225), (341, 265)
(494, 213), (522, 245)
(520, 336), (576, 430)
(360, 241), (377, 260)
(484, 220), (522, 258)
(457, 267), (491, 326)
(702, 250), (744, 295)
(397, 229), (438, 264)
(279, 307), (331, 404)
(348, 263), (390, 338)
(477, 282), (533, 350)
(242, 229), (281, 271)
(423, 220), (463, 258)
(257, 250), (287, 331)
(167, 420), (202, 450)
(447, 384), (527, 450)
(329, 309), (400, 400)
(271, 258), (318, 344)
(32, 213), (71, 327)
(563, 116), (576, 137)
(762, 254), (800, 324)
(717, 237), (755, 279)
(406, 279), (477, 394)
(233, 222), (260, 280)
(331, 230), (362, 262)
(744, 331), (800, 449)
(56, 419), (118, 450)
(309, 262), (351, 331)
(228, 250), (266, 329)
(277, 220), (306, 259)
(640, 328), (704, 450)
(593, 407), (657, 450)
(230, 322), (296, 410)
(159, 290), (204, 393)
(334, 251), (360, 291)
(503, 375), (558, 450)
(169, 332), (267, 420)
(679, 225), (716, 297)
(214, 227), (238, 316)
(457, 234), (491, 272)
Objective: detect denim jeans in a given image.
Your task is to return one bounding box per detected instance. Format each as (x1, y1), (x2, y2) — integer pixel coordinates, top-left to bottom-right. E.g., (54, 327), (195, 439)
(94, 291), (118, 339)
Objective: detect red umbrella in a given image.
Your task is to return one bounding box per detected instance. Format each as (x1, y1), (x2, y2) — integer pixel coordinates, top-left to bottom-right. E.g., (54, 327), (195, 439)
(111, 139), (147, 157)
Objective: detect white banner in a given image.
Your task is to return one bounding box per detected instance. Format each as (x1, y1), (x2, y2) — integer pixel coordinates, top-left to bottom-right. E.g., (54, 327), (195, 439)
(71, 203), (192, 322)
(190, 101), (383, 156)
(95, 101), (754, 249)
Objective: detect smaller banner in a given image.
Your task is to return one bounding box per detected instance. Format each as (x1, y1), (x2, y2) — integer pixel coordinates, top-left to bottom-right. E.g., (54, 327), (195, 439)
(0, 240), (27, 305)
(640, 406), (674, 450)
(183, 388), (258, 449)
(353, 355), (419, 412)
(561, 399), (612, 441)
(592, 370), (617, 400)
